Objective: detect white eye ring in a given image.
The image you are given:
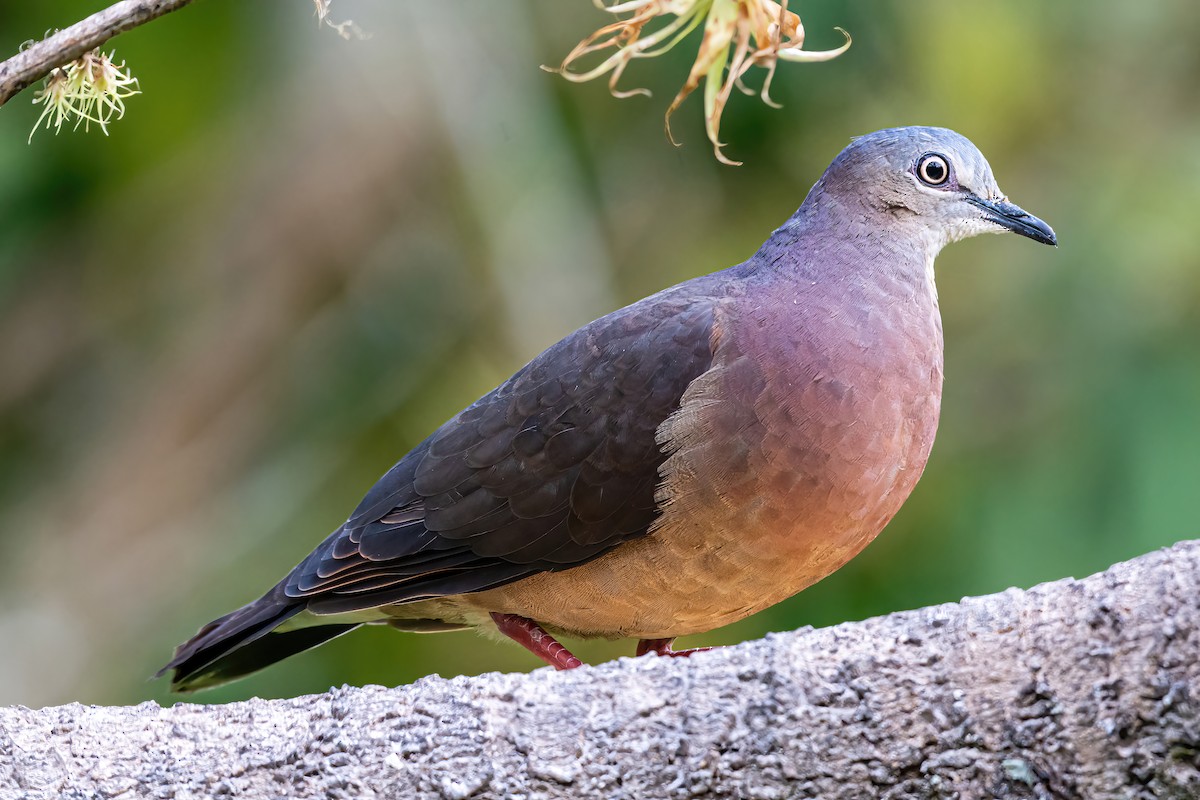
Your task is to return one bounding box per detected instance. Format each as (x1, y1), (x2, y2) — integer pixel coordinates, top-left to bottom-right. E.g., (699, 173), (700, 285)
(917, 153), (950, 186)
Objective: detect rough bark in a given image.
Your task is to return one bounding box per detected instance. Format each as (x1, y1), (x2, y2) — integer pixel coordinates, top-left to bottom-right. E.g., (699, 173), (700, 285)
(0, 0), (197, 107)
(1, 541), (1197, 799)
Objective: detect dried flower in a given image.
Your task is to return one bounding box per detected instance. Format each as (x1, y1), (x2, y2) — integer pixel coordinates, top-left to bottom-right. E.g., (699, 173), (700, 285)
(313, 0), (368, 41)
(552, 0), (850, 165)
(29, 49), (140, 143)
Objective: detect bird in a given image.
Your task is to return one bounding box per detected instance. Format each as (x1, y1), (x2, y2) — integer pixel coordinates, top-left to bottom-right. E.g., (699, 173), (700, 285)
(161, 126), (1056, 691)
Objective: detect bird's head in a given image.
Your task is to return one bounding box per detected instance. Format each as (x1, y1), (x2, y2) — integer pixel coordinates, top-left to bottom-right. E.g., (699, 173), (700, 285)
(812, 126), (1057, 251)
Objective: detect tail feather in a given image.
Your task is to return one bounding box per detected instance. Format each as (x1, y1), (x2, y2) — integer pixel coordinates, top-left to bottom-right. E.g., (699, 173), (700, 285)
(160, 591), (357, 692)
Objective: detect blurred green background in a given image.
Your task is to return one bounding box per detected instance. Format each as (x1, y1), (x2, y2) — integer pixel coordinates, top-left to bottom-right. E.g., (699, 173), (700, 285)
(0, 1), (1196, 708)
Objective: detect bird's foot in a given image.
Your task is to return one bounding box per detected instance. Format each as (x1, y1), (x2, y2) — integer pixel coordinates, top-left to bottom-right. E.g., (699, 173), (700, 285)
(490, 612), (583, 670)
(635, 638), (713, 659)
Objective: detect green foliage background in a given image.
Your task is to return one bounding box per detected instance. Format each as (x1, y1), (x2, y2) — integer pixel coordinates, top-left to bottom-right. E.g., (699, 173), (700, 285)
(0, 1), (1196, 707)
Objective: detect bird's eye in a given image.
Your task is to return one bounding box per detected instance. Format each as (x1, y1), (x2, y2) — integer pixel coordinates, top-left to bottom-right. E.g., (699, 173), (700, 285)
(917, 153), (950, 187)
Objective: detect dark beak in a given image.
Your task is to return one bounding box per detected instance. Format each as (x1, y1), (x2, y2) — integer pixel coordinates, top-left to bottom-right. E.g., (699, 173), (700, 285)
(967, 195), (1057, 246)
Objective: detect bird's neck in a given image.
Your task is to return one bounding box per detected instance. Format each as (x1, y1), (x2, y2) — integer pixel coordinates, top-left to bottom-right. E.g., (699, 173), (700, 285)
(755, 183), (944, 295)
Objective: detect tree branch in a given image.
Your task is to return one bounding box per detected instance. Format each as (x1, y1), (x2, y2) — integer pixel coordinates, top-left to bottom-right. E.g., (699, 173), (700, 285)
(2, 540), (1198, 798)
(0, 0), (197, 107)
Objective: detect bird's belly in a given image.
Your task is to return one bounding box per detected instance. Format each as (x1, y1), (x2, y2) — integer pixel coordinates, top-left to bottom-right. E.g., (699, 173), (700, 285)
(469, 520), (875, 640)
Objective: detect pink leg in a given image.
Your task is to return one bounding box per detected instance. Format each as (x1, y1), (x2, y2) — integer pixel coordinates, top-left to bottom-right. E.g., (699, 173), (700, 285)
(491, 612), (583, 670)
(635, 638), (713, 659)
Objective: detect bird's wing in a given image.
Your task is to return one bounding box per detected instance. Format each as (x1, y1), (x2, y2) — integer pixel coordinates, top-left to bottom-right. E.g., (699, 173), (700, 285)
(283, 289), (719, 615)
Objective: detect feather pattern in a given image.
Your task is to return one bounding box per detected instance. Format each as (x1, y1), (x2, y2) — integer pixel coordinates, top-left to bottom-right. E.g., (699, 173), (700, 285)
(280, 289), (721, 611)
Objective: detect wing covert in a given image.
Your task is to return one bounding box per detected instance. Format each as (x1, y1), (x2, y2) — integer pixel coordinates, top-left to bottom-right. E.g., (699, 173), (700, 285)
(283, 287), (722, 613)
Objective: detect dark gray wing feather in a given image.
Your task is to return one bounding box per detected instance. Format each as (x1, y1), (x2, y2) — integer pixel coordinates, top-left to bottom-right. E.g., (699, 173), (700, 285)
(284, 290), (718, 615)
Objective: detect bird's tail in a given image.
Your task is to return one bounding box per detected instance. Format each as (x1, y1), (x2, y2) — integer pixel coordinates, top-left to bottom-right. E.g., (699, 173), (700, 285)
(159, 587), (359, 692)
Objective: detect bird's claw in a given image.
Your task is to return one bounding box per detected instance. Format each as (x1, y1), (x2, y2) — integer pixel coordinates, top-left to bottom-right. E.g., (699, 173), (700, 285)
(635, 638), (713, 659)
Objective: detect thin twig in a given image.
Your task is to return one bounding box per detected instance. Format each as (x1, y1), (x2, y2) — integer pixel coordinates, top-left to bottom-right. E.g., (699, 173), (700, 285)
(0, 0), (198, 108)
